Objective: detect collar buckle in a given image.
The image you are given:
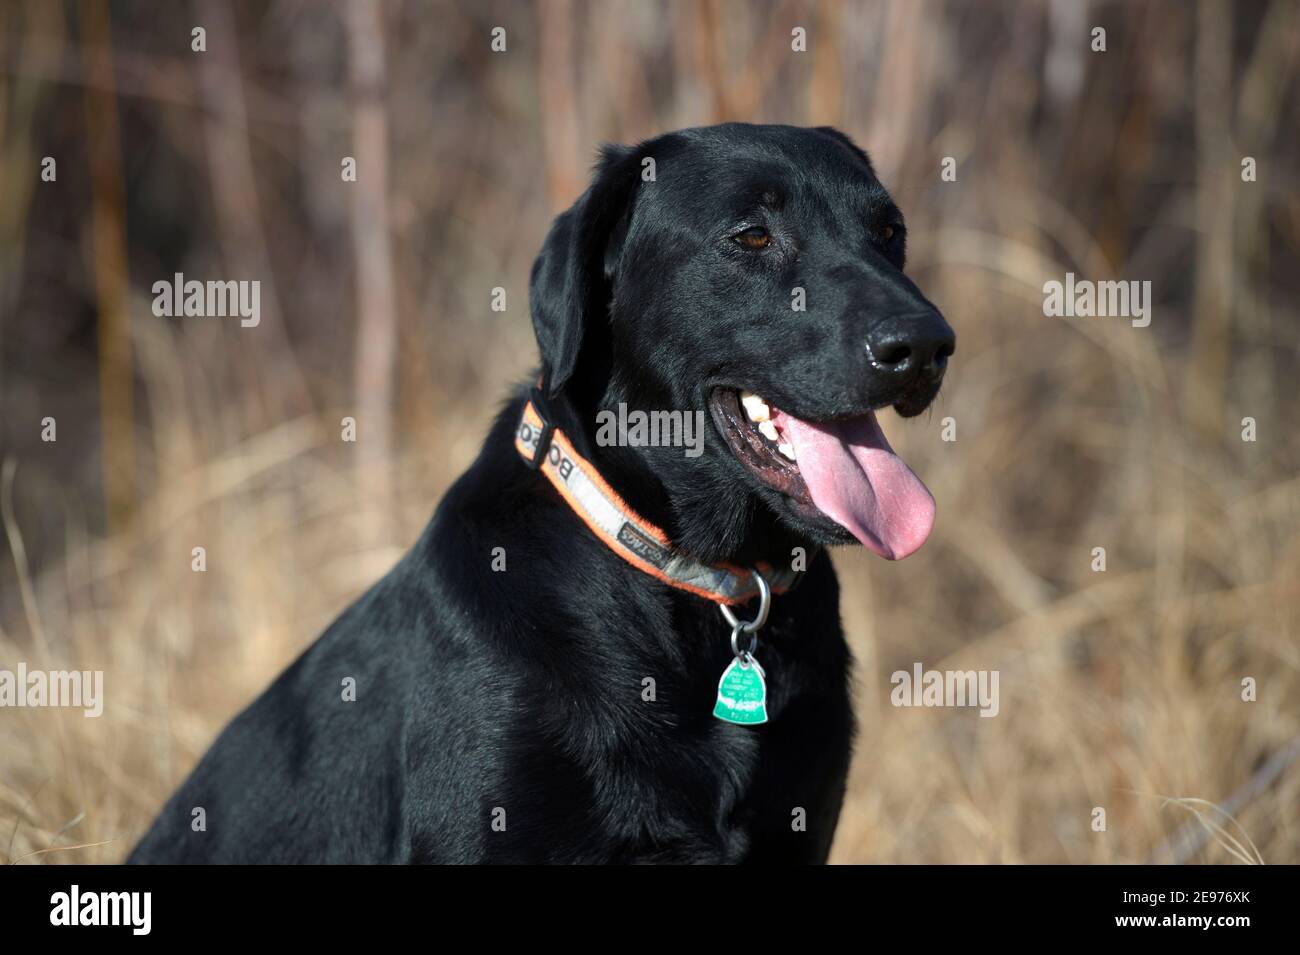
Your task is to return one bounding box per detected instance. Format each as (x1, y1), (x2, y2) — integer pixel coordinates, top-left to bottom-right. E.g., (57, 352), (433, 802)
(522, 387), (555, 471)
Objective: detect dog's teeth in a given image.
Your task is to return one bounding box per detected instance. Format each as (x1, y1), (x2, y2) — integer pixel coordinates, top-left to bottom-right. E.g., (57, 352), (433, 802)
(740, 392), (771, 423)
(778, 442), (796, 461)
(758, 420), (779, 441)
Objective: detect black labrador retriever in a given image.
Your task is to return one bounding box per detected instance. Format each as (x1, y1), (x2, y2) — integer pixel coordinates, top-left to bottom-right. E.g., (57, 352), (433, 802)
(130, 123), (953, 864)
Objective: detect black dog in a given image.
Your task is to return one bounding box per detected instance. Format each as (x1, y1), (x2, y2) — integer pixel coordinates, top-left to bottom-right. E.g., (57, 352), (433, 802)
(130, 123), (953, 864)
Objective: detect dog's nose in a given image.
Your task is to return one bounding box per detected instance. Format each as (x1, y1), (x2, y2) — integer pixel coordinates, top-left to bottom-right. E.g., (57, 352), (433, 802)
(865, 311), (955, 379)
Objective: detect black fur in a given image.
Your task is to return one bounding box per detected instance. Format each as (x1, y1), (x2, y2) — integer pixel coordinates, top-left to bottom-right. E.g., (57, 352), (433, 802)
(130, 123), (952, 864)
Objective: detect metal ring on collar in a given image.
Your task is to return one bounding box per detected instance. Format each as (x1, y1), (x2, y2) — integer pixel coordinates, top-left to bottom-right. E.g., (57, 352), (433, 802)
(730, 622), (757, 658)
(719, 568), (771, 634)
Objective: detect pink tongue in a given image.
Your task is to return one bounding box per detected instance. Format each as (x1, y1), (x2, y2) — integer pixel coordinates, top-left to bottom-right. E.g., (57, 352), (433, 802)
(775, 411), (935, 560)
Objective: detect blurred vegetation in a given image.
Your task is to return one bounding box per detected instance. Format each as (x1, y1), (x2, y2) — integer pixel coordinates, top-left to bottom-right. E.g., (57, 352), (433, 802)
(1, 0), (1298, 863)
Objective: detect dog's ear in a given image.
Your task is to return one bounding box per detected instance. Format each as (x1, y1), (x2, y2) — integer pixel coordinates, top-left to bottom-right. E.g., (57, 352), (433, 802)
(813, 126), (876, 179)
(530, 143), (641, 399)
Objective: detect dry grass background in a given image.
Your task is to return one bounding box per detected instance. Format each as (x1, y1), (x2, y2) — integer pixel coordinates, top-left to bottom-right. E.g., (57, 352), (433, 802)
(2, 0), (1299, 864)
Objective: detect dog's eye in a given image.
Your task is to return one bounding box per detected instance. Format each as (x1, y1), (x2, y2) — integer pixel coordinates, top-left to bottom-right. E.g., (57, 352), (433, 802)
(732, 227), (771, 250)
(878, 224), (897, 241)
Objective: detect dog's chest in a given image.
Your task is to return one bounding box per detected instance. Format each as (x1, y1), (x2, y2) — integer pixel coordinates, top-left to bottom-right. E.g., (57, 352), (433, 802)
(623, 635), (850, 862)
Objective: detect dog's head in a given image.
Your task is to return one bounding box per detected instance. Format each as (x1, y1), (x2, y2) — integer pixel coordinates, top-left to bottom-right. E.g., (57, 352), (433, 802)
(530, 123), (954, 563)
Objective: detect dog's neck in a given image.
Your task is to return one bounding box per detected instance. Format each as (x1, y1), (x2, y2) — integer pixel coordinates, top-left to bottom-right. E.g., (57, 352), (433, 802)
(543, 380), (810, 569)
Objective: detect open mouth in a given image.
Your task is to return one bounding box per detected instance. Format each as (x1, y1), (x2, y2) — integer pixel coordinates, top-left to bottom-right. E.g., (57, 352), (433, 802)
(709, 388), (936, 560)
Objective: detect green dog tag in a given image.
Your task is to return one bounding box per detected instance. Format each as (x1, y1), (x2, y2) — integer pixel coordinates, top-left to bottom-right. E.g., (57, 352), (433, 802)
(713, 654), (768, 725)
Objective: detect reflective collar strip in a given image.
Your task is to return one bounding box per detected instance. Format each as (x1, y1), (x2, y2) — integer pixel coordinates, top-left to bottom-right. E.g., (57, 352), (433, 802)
(514, 397), (799, 607)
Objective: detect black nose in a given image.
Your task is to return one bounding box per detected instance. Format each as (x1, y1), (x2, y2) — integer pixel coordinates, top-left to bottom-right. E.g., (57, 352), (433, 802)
(865, 311), (955, 379)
